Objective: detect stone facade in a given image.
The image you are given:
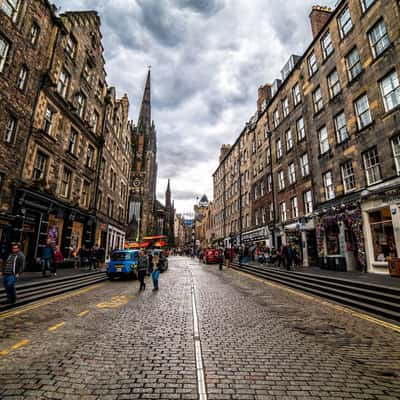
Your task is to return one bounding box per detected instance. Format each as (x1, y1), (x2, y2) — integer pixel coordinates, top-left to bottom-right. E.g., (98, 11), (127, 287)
(0, 0), (55, 244)
(211, 0), (400, 274)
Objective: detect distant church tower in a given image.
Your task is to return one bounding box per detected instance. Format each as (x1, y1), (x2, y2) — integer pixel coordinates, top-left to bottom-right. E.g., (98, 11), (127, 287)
(127, 70), (158, 240)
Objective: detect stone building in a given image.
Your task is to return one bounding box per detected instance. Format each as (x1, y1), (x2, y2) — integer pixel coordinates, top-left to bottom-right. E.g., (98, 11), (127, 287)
(16, 10), (108, 265)
(127, 70), (158, 240)
(174, 213), (186, 249)
(0, 0), (56, 248)
(211, 0), (400, 274)
(95, 88), (131, 259)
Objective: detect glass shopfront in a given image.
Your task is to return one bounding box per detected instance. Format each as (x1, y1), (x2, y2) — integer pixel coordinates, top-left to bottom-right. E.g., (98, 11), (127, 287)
(326, 224), (340, 255)
(71, 221), (84, 253)
(369, 207), (397, 261)
(47, 214), (64, 247)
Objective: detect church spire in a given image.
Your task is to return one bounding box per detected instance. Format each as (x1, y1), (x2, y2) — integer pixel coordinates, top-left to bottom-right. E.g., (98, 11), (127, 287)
(137, 68), (151, 134)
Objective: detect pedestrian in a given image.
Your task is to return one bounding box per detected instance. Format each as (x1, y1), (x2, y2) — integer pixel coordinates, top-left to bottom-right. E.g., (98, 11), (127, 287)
(219, 248), (224, 270)
(0, 242), (25, 304)
(286, 245), (293, 271)
(137, 249), (148, 291)
(53, 245), (64, 276)
(41, 240), (55, 277)
(152, 251), (160, 290)
(148, 250), (154, 274)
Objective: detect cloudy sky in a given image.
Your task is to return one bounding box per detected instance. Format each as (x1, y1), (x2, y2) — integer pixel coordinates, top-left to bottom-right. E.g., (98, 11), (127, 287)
(57, 0), (336, 215)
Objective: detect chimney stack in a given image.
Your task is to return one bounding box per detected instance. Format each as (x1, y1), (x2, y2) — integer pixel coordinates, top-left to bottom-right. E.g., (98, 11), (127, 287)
(257, 84), (272, 113)
(309, 5), (332, 39)
(219, 144), (231, 163)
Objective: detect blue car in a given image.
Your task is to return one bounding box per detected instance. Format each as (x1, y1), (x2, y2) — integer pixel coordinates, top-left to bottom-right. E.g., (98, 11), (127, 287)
(107, 250), (139, 280)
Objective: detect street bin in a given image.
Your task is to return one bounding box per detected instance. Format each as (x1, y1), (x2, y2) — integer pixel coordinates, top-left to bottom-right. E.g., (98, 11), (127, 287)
(388, 258), (400, 277)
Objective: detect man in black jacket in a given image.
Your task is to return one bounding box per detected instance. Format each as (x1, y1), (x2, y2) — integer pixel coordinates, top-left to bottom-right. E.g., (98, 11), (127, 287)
(1, 243), (25, 304)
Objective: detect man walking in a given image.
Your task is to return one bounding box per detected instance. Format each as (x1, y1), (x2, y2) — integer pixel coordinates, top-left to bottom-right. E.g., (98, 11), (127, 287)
(137, 249), (148, 291)
(1, 243), (25, 304)
(152, 252), (160, 290)
(41, 240), (55, 276)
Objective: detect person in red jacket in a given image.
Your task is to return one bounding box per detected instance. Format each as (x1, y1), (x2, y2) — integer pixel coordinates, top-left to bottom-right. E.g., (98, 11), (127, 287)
(53, 245), (64, 277)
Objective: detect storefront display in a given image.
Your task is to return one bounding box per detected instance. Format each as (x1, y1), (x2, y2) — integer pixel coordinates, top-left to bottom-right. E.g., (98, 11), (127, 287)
(368, 207), (397, 262)
(47, 214), (64, 247)
(71, 221), (84, 252)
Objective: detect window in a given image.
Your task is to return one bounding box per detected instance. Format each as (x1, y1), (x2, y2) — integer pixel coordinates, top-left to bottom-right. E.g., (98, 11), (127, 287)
(380, 70), (400, 112)
(86, 145), (94, 168)
(266, 147), (271, 165)
(323, 171), (335, 200)
(354, 94), (372, 129)
(0, 36), (10, 73)
(267, 174), (272, 192)
(291, 197), (298, 219)
(346, 48), (362, 81)
(299, 153), (309, 177)
(76, 93), (86, 118)
(313, 86), (323, 113)
(282, 98), (289, 117)
(29, 23), (40, 46)
(327, 69), (341, 98)
(4, 116), (16, 143)
(97, 190), (102, 211)
(341, 161), (356, 193)
(286, 129), (293, 151)
(81, 180), (91, 207)
(17, 65), (28, 91)
(308, 51), (318, 77)
(68, 129), (78, 154)
(82, 62), (91, 83)
(321, 31), (333, 59)
(57, 69), (70, 98)
(276, 138), (282, 159)
(338, 6), (353, 38)
(43, 107), (55, 136)
(65, 35), (77, 59)
(273, 108), (280, 128)
(369, 20), (390, 58)
(288, 162), (296, 184)
(318, 126), (329, 154)
(292, 83), (301, 106)
(334, 112), (349, 143)
(280, 202), (287, 222)
(278, 170), (285, 191)
(304, 190), (313, 214)
(1, 0), (19, 20)
(361, 0), (375, 12)
(260, 181), (265, 197)
(107, 198), (114, 218)
(391, 135), (400, 175)
(369, 208), (397, 262)
(363, 147), (381, 185)
(60, 167), (72, 198)
(296, 117), (305, 141)
(32, 151), (47, 181)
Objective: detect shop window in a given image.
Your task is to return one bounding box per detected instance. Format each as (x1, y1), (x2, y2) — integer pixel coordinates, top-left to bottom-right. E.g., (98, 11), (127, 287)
(369, 208), (397, 262)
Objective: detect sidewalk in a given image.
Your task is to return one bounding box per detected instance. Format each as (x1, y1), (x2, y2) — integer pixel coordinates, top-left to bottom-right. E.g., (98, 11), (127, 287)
(13, 266), (106, 286)
(241, 260), (400, 289)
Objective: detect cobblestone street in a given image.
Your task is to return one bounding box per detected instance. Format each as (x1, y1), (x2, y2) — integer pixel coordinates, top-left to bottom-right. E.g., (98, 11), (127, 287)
(1, 257), (400, 399)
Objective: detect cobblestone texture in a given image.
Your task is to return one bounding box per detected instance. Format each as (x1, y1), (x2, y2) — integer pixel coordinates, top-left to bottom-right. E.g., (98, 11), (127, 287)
(0, 257), (400, 399)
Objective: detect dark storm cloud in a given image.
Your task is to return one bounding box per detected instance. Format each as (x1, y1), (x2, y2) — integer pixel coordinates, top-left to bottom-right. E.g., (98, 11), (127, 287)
(55, 0), (337, 212)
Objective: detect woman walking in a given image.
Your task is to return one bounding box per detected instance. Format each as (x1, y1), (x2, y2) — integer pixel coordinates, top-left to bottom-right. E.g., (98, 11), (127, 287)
(137, 249), (148, 291)
(152, 252), (160, 290)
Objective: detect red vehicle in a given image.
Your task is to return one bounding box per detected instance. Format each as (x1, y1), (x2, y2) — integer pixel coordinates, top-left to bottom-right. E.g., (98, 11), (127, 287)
(203, 248), (222, 264)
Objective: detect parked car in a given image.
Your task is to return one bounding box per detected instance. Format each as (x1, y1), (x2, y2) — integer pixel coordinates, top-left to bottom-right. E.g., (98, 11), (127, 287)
(107, 249), (139, 280)
(203, 248), (222, 264)
(151, 249), (169, 272)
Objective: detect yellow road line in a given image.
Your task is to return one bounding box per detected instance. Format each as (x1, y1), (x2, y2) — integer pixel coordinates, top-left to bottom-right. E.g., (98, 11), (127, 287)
(48, 321), (65, 332)
(0, 283), (105, 321)
(235, 270), (400, 333)
(11, 339), (30, 350)
(0, 350), (9, 356)
(77, 310), (89, 317)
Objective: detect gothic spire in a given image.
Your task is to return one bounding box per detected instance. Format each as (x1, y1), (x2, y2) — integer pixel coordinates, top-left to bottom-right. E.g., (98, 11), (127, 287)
(137, 69), (151, 134)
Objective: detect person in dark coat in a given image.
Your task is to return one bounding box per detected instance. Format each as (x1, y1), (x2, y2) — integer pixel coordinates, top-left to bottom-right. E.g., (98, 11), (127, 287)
(137, 250), (148, 291)
(1, 243), (25, 304)
(41, 240), (55, 276)
(286, 245), (293, 271)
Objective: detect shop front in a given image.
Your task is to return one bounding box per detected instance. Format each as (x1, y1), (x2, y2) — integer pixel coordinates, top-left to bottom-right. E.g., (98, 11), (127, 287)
(316, 205), (364, 272)
(242, 226), (271, 248)
(283, 218), (316, 267)
(13, 187), (96, 269)
(106, 224), (126, 260)
(362, 188), (400, 274)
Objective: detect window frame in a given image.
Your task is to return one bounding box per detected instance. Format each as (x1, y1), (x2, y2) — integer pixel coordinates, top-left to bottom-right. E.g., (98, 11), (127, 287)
(32, 151), (48, 181)
(354, 94), (372, 130)
(363, 147), (382, 186)
(323, 171), (335, 200)
(286, 129), (293, 151)
(368, 19), (390, 59)
(334, 111), (349, 143)
(380, 70), (400, 112)
(341, 161), (356, 193)
(304, 190), (313, 214)
(292, 83), (301, 106)
(299, 153), (309, 177)
(321, 31), (334, 59)
(308, 51), (318, 78)
(291, 197), (298, 219)
(57, 69), (70, 99)
(68, 129), (78, 154)
(318, 126), (330, 155)
(296, 117), (305, 141)
(288, 162), (296, 185)
(312, 86), (324, 113)
(346, 47), (362, 81)
(327, 69), (341, 99)
(4, 115), (17, 144)
(1, 0), (20, 21)
(60, 167), (72, 198)
(391, 135), (400, 175)
(0, 35), (10, 73)
(337, 6), (353, 39)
